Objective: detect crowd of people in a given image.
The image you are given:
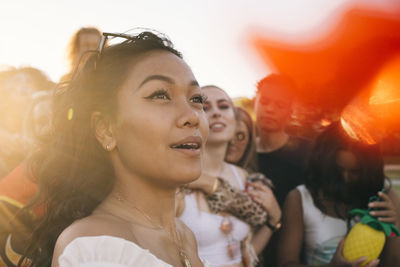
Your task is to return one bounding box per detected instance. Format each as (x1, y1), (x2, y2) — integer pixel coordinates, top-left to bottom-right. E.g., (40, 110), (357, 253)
(0, 27), (399, 267)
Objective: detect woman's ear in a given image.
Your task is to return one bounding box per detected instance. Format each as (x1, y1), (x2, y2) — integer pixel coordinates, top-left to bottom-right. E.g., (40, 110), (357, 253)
(91, 111), (116, 151)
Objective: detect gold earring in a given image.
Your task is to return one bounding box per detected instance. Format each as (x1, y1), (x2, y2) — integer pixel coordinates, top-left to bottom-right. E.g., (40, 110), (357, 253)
(106, 144), (111, 151)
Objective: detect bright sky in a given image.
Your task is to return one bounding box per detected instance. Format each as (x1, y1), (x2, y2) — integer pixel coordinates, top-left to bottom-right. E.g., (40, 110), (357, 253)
(0, 0), (395, 98)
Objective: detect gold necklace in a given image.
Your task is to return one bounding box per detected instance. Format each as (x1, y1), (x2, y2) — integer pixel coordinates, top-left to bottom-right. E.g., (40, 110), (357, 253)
(217, 165), (239, 259)
(113, 194), (192, 267)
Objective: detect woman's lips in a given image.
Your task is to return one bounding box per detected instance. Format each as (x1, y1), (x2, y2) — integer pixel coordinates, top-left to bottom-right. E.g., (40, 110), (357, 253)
(209, 122), (226, 132)
(170, 136), (202, 157)
(171, 147), (201, 156)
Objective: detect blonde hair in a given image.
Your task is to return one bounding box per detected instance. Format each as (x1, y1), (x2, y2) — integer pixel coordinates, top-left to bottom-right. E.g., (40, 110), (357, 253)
(67, 27), (102, 68)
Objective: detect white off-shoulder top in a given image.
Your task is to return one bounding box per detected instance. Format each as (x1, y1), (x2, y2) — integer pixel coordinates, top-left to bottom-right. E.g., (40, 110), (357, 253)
(58, 235), (213, 267)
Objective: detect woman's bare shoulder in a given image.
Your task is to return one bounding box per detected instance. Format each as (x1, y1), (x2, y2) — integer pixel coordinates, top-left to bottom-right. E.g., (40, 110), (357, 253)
(52, 213), (133, 266)
(284, 188), (303, 211)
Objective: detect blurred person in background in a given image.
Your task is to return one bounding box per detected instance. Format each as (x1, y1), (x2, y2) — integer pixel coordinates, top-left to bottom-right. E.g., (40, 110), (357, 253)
(178, 85), (281, 267)
(224, 105), (276, 225)
(0, 67), (54, 178)
(225, 106), (257, 171)
(60, 27), (102, 83)
(22, 90), (53, 147)
(254, 74), (311, 206)
(254, 74), (312, 267)
(278, 122), (399, 267)
(184, 102), (280, 265)
(0, 90), (53, 267)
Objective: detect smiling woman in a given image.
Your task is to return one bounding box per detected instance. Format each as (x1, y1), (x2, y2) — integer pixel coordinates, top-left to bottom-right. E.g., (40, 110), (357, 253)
(178, 85), (281, 267)
(20, 31), (210, 267)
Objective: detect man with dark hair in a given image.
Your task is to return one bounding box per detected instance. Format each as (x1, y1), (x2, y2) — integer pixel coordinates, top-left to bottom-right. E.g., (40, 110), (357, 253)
(255, 74), (310, 205)
(255, 74), (311, 267)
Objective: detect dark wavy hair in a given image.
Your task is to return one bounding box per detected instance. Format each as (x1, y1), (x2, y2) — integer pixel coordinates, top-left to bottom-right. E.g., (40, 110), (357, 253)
(20, 31), (182, 267)
(305, 121), (385, 218)
(256, 73), (296, 100)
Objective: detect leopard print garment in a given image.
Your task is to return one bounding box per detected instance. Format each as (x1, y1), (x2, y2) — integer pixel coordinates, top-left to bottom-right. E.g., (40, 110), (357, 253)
(206, 173), (271, 228)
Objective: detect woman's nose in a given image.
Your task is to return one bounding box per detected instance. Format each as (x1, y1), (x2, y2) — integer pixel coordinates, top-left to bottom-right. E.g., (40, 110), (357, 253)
(209, 106), (221, 119)
(177, 103), (200, 128)
(212, 112), (221, 118)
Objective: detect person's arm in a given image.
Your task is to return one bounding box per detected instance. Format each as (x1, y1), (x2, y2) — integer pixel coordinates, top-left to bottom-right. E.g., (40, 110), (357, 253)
(277, 189), (306, 267)
(380, 235), (400, 265)
(186, 173), (217, 195)
(247, 181), (281, 254)
(277, 189), (380, 267)
(198, 176), (269, 228)
(388, 189), (400, 229)
(368, 190), (400, 229)
(249, 225), (273, 255)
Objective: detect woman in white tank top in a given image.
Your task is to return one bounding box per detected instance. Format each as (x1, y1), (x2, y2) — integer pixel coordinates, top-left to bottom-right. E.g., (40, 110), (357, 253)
(177, 86), (281, 267)
(277, 122), (400, 267)
(21, 31), (210, 267)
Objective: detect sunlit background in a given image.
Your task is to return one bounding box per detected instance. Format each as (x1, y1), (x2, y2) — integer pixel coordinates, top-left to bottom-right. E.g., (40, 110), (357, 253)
(1, 0), (397, 98)
(2, 1), (400, 190)
(0, 4), (399, 263)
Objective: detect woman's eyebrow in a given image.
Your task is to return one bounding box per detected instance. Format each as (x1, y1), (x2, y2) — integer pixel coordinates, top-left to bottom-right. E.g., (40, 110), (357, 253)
(191, 80), (199, 87)
(138, 75), (199, 89)
(138, 75), (174, 89)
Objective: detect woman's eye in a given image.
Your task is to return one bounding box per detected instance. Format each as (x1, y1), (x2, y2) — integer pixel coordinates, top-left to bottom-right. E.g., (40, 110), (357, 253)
(236, 132), (245, 141)
(219, 104), (230, 110)
(191, 94), (207, 105)
(145, 89), (171, 100)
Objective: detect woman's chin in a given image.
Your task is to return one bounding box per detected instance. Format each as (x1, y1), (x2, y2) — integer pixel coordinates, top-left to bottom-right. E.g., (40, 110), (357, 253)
(169, 168), (201, 185)
(225, 153), (241, 164)
(206, 136), (232, 146)
(183, 172), (202, 184)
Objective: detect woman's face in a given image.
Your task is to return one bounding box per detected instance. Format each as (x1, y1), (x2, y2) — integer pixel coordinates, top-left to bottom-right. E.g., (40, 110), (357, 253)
(336, 150), (360, 184)
(226, 120), (250, 164)
(112, 50), (208, 186)
(202, 87), (236, 145)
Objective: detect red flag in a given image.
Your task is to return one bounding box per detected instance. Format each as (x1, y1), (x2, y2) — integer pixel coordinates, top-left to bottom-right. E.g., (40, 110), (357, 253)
(253, 7), (400, 110)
